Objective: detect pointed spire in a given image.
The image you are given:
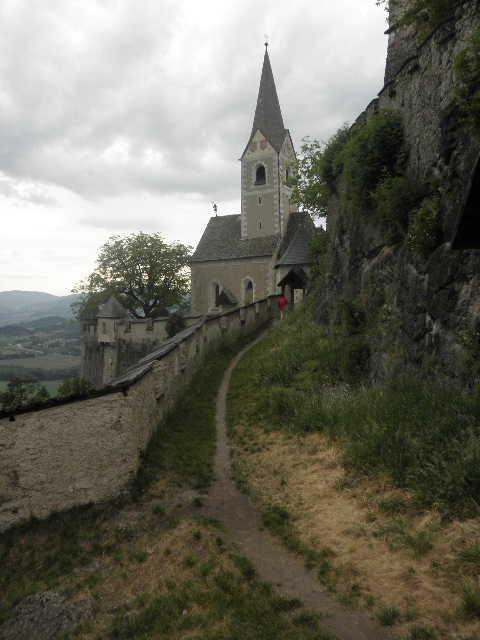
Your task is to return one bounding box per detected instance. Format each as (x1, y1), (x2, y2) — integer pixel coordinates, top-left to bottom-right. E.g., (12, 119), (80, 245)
(250, 47), (286, 152)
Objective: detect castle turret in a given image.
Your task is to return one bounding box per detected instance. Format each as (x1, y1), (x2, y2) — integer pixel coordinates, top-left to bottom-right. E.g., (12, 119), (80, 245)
(96, 295), (128, 344)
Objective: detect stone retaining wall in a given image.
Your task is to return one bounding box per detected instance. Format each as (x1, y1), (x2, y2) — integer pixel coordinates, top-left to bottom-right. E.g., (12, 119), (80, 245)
(0, 297), (277, 532)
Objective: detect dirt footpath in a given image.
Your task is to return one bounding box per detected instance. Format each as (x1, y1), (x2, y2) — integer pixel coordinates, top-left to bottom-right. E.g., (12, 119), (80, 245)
(200, 333), (392, 640)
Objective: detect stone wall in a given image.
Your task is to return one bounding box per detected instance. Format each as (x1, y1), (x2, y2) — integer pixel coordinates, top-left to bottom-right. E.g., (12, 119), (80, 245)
(80, 315), (201, 389)
(0, 297), (277, 532)
(319, 0), (480, 379)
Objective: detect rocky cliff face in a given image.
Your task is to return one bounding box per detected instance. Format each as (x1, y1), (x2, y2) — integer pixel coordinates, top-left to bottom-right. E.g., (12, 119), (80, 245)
(318, 0), (480, 381)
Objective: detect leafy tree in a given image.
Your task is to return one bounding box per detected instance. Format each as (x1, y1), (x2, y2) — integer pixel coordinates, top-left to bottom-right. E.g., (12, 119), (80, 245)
(287, 127), (350, 218)
(2, 376), (50, 410)
(165, 311), (186, 339)
(72, 232), (192, 319)
(57, 377), (90, 397)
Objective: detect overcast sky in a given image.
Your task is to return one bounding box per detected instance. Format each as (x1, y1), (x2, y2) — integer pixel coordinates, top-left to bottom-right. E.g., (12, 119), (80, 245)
(0, 0), (388, 296)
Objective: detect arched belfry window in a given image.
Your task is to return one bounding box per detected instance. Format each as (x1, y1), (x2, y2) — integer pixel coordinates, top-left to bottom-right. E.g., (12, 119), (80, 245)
(254, 165), (266, 186)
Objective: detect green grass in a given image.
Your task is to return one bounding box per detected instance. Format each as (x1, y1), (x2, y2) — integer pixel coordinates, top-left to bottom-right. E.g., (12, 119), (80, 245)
(0, 504), (116, 626)
(107, 553), (336, 640)
(133, 328), (266, 498)
(226, 305), (480, 518)
(461, 583), (480, 618)
(377, 606), (400, 626)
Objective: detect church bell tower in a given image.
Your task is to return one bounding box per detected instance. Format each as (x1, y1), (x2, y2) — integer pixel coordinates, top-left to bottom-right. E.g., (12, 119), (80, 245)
(240, 44), (296, 241)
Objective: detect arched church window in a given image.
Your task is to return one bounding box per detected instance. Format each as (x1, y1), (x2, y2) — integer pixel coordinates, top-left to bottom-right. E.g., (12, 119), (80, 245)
(243, 279), (254, 305)
(285, 166), (292, 186)
(213, 283), (220, 307)
(254, 165), (266, 185)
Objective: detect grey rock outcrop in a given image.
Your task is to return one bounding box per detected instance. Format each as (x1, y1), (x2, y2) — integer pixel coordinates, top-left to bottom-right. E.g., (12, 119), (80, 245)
(0, 592), (92, 640)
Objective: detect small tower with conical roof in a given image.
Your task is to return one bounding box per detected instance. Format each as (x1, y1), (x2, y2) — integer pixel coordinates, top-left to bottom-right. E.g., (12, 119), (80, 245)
(240, 44), (296, 240)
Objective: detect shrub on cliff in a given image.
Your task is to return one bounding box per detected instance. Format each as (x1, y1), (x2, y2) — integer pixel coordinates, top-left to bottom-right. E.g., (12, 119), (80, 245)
(455, 24), (480, 133)
(338, 108), (410, 220)
(377, 0), (457, 40)
(288, 109), (419, 230)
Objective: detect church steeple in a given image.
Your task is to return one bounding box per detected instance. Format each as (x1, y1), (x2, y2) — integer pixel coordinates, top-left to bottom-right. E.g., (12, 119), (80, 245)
(249, 48), (286, 152)
(240, 46), (296, 241)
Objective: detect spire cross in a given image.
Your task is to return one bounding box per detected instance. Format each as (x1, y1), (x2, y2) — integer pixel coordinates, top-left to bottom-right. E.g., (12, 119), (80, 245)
(264, 34), (269, 49)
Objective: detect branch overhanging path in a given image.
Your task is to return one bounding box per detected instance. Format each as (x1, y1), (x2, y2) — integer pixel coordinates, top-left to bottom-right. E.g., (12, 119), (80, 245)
(200, 331), (392, 640)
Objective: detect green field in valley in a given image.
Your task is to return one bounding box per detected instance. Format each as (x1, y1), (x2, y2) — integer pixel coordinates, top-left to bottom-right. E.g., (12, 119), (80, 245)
(0, 379), (64, 398)
(0, 355), (80, 369)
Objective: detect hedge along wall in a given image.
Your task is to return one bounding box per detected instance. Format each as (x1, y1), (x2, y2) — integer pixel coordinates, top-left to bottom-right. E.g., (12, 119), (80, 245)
(0, 297), (277, 532)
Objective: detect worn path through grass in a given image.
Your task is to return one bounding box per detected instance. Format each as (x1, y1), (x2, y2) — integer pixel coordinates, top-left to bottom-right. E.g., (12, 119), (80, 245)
(197, 331), (392, 640)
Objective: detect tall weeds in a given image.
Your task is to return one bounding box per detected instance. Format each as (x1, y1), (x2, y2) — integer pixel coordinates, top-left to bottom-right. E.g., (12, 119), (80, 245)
(239, 307), (480, 517)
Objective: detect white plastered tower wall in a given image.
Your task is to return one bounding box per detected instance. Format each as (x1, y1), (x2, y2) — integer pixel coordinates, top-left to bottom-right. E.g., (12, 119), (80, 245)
(241, 130), (296, 242)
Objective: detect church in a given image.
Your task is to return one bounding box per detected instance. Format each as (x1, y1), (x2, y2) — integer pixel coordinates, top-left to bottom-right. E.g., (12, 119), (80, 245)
(190, 45), (315, 315)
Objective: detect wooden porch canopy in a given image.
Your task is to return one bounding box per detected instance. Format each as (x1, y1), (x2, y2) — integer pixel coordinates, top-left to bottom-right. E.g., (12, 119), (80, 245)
(277, 268), (309, 289)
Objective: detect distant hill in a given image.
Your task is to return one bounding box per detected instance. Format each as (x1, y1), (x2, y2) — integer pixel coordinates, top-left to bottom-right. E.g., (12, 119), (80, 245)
(0, 324), (32, 337)
(0, 291), (80, 327)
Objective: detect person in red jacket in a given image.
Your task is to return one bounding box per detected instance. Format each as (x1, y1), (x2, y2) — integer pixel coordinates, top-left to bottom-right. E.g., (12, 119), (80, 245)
(278, 293), (289, 320)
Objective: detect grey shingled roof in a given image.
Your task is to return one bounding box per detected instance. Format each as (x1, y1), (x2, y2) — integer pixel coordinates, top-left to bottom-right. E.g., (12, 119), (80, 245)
(275, 226), (312, 267)
(242, 49), (288, 155)
(190, 215), (280, 262)
(96, 295), (128, 319)
(276, 211), (316, 263)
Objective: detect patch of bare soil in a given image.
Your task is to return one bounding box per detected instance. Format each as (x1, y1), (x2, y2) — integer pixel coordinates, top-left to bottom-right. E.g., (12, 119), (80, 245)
(230, 416), (480, 639)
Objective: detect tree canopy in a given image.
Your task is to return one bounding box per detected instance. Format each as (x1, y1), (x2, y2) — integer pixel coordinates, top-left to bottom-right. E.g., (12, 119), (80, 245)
(1, 376), (50, 410)
(72, 232), (192, 319)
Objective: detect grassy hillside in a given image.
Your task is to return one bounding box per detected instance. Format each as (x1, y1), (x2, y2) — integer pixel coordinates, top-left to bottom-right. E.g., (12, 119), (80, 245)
(226, 305), (480, 638)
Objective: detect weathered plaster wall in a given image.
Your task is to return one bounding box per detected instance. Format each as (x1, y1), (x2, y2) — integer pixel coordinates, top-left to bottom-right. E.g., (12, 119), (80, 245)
(81, 315), (201, 389)
(0, 297), (278, 532)
(190, 256), (275, 316)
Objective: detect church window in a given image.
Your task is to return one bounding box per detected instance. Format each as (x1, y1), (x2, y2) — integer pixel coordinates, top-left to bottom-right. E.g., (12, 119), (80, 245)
(259, 221), (262, 229)
(243, 279), (254, 305)
(212, 282), (220, 308)
(102, 322), (106, 334)
(258, 196), (262, 205)
(254, 165), (266, 185)
(285, 166), (292, 186)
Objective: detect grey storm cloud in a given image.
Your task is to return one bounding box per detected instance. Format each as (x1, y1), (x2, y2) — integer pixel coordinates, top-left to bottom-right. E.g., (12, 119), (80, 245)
(0, 0), (388, 295)
(0, 0), (387, 203)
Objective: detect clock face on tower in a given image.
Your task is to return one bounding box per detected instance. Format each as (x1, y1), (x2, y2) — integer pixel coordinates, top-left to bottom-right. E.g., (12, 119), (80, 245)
(260, 139), (268, 150)
(249, 142), (257, 152)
